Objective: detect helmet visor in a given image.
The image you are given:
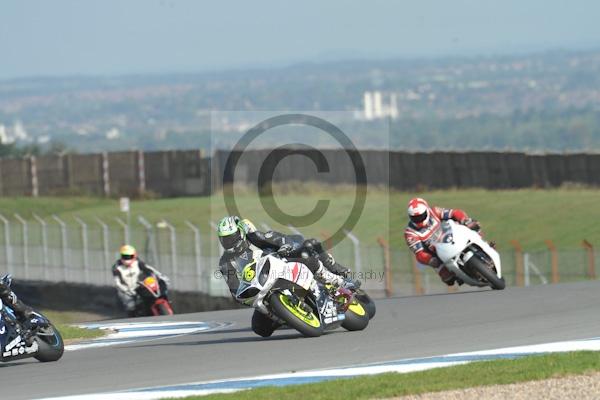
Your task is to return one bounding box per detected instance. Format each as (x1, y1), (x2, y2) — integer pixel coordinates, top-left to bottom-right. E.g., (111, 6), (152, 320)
(219, 230), (244, 250)
(121, 254), (135, 260)
(410, 211), (428, 224)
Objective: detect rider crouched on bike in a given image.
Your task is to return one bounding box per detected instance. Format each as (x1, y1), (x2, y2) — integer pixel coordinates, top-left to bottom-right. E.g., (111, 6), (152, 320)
(112, 245), (170, 316)
(0, 278), (46, 329)
(216, 216), (358, 337)
(404, 197), (487, 286)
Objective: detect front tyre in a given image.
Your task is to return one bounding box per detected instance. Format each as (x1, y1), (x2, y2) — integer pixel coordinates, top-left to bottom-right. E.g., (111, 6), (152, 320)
(341, 300), (369, 331)
(468, 256), (506, 290)
(34, 324), (64, 362)
(251, 310), (281, 338)
(156, 302), (174, 316)
(269, 293), (324, 338)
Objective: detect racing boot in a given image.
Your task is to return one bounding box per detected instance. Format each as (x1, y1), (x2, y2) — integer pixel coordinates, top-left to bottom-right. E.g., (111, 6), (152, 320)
(315, 264), (360, 291)
(437, 265), (457, 286)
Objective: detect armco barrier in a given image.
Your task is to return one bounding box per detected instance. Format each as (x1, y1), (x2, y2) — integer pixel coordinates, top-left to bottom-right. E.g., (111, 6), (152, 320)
(12, 280), (240, 317)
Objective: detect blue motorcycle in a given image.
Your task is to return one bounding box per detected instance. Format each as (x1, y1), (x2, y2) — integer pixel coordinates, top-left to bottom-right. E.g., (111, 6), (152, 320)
(0, 275), (64, 363)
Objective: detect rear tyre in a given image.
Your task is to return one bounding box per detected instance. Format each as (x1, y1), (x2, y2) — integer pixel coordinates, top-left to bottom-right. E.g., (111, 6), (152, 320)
(270, 293), (324, 338)
(34, 324), (64, 362)
(354, 290), (376, 320)
(341, 300), (369, 331)
(468, 256), (505, 290)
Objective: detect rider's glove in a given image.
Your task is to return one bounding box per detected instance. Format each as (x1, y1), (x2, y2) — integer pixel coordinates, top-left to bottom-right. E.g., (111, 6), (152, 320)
(277, 243), (294, 257)
(462, 218), (481, 232)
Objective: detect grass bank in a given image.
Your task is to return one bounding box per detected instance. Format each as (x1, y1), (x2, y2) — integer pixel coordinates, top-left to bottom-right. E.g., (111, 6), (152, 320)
(0, 187), (597, 250)
(167, 351), (600, 400)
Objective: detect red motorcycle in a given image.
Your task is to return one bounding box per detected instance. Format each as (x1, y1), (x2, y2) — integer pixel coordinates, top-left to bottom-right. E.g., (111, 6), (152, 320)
(134, 274), (174, 316)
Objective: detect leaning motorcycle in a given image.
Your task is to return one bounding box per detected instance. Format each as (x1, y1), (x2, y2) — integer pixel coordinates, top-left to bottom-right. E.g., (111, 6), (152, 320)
(133, 274), (174, 316)
(0, 275), (64, 363)
(235, 249), (374, 337)
(433, 220), (505, 290)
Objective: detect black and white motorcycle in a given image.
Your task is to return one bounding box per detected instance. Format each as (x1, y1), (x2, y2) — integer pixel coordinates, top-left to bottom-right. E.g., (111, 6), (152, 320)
(234, 249), (374, 337)
(433, 220), (505, 290)
(0, 275), (64, 363)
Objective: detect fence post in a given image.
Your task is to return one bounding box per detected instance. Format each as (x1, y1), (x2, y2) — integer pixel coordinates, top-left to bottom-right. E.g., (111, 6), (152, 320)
(159, 220), (177, 288)
(410, 256), (424, 295)
(343, 230), (362, 275)
(14, 214), (29, 280)
(51, 215), (68, 281)
(101, 152), (110, 197)
(377, 236), (392, 297)
(115, 217), (130, 244)
(137, 150), (146, 194)
(96, 218), (111, 280)
(209, 221), (223, 257)
(0, 214), (13, 275)
(510, 240), (524, 287)
(138, 216), (159, 267)
(185, 220), (204, 292)
(582, 240), (595, 280)
(75, 217), (90, 283)
(30, 156), (39, 197)
(320, 231), (333, 253)
(545, 239), (559, 284)
(32, 214), (49, 280)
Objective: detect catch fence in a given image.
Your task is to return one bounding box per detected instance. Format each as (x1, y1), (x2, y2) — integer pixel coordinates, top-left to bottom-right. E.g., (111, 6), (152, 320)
(0, 214), (596, 297)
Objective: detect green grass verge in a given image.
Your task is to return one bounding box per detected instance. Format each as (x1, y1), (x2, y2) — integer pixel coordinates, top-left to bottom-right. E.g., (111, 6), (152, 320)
(55, 324), (106, 341)
(40, 310), (106, 341)
(167, 351), (600, 400)
(0, 187), (598, 250)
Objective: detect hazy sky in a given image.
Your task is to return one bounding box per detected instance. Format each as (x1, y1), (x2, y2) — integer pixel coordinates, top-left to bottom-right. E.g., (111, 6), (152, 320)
(2, 0), (599, 79)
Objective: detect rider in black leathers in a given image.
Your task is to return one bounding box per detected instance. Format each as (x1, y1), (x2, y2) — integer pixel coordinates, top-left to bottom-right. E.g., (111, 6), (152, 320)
(0, 280), (43, 328)
(216, 216), (357, 337)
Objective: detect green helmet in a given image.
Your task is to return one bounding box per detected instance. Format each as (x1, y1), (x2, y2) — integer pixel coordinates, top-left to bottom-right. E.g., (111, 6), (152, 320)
(217, 216), (247, 253)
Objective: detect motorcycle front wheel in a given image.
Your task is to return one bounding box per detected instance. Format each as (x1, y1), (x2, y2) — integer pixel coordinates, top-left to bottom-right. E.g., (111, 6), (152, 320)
(270, 293), (324, 338)
(468, 256), (506, 290)
(34, 323), (64, 362)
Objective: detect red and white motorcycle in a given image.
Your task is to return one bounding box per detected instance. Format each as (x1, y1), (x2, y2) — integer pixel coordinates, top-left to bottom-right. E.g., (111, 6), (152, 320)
(134, 274), (174, 316)
(433, 220), (505, 290)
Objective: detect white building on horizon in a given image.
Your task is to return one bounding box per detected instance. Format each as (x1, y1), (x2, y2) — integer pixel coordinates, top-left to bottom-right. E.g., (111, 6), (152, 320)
(361, 91), (399, 120)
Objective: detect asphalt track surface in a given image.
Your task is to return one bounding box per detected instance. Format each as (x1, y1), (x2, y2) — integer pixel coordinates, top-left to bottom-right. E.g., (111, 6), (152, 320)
(2, 281), (599, 400)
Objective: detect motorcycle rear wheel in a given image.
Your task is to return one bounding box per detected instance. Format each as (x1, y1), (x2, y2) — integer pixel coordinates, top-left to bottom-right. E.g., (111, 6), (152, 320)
(468, 256), (505, 290)
(270, 293), (324, 338)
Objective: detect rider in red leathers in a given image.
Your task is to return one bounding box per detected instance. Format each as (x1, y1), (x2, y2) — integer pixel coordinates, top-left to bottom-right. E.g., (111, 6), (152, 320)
(404, 197), (482, 286)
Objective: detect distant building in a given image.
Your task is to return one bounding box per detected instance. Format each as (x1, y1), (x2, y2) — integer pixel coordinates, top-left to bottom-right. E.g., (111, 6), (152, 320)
(361, 90), (399, 120)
